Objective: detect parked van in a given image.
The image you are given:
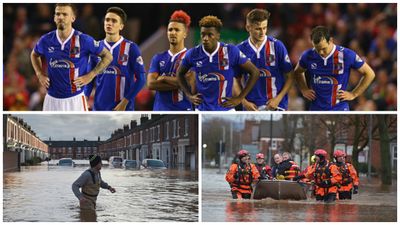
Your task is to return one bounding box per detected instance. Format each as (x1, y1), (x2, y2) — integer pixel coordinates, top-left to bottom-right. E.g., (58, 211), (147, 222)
(109, 156), (123, 168)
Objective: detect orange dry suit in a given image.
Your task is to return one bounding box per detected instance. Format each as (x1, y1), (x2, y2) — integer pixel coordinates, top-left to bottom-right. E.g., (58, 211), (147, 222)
(336, 162), (359, 192)
(305, 160), (341, 197)
(225, 163), (260, 196)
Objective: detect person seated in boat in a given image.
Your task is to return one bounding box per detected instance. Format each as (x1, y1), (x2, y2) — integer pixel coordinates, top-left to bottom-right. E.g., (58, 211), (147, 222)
(277, 152), (300, 180)
(294, 149), (342, 203)
(225, 149), (260, 199)
(333, 150), (359, 200)
(271, 153), (283, 179)
(255, 153), (272, 180)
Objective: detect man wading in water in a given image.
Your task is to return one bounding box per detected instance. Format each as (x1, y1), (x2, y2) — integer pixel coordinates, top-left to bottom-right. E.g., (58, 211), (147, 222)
(72, 155), (116, 221)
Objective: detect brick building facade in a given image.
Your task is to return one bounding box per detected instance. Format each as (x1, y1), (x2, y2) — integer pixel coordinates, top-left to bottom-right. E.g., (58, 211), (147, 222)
(99, 115), (198, 170)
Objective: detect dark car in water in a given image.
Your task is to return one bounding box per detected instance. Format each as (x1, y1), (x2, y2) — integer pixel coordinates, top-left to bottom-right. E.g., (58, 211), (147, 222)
(122, 160), (139, 170)
(141, 159), (167, 169)
(57, 158), (75, 167)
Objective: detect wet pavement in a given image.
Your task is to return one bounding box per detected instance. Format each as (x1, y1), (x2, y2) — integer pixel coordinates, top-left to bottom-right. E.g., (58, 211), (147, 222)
(202, 168), (397, 222)
(3, 162), (198, 222)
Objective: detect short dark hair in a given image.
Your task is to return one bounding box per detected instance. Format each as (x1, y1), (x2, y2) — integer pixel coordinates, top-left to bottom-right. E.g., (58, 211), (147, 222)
(199, 15), (223, 32)
(311, 26), (331, 45)
(246, 8), (270, 24)
(55, 3), (77, 16)
(106, 7), (127, 24)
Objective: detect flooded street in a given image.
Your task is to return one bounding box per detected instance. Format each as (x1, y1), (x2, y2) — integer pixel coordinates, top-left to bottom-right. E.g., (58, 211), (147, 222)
(4, 162), (198, 222)
(202, 168), (396, 222)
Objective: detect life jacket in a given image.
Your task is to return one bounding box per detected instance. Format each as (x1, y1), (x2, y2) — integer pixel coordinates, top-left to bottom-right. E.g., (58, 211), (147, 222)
(284, 161), (300, 180)
(336, 163), (353, 185)
(256, 163), (271, 179)
(235, 163), (253, 186)
(313, 161), (333, 185)
(82, 169), (101, 203)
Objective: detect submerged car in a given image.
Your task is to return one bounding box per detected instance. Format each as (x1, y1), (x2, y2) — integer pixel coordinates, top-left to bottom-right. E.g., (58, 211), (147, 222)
(141, 159), (167, 169)
(109, 156), (123, 168)
(122, 159), (139, 170)
(57, 158), (75, 167)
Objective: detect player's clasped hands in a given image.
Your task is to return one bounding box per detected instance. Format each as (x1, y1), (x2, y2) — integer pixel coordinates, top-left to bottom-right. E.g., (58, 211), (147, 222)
(221, 96), (242, 108)
(74, 72), (96, 88)
(188, 93), (203, 106)
(301, 89), (316, 101)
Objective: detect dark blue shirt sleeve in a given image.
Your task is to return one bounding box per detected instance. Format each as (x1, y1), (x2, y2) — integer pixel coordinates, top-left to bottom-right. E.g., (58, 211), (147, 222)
(276, 40), (293, 74)
(33, 35), (46, 56)
(347, 49), (365, 70)
(124, 43), (145, 101)
(82, 34), (104, 56)
(181, 48), (194, 69)
(298, 51), (308, 70)
(148, 54), (160, 74)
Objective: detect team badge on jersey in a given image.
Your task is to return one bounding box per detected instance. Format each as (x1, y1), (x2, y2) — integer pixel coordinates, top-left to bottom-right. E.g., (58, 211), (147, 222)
(136, 56), (144, 65)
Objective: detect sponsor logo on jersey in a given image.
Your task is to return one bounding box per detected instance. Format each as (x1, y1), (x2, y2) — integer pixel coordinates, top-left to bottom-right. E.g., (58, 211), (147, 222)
(259, 68), (272, 77)
(49, 58), (74, 69)
(198, 72), (225, 82)
(313, 75), (336, 85)
(102, 66), (122, 75)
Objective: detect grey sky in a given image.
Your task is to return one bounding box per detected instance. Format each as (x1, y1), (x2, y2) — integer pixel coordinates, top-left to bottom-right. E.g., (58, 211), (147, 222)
(12, 114), (146, 141)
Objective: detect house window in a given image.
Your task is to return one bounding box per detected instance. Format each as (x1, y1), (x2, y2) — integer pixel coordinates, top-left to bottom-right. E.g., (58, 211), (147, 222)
(184, 118), (189, 137)
(157, 125), (160, 141)
(172, 120), (177, 138)
(391, 144), (397, 172)
(165, 122), (169, 140)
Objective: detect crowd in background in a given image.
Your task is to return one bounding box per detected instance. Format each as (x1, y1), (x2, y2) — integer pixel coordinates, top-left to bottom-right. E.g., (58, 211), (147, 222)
(3, 3), (396, 111)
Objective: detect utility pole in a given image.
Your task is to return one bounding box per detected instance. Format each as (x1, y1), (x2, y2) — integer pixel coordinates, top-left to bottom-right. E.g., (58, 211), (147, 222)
(269, 114), (273, 166)
(368, 115), (372, 181)
(219, 126), (225, 174)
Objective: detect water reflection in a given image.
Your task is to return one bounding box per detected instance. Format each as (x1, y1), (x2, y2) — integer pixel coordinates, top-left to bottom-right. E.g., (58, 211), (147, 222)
(4, 164), (198, 222)
(203, 168), (396, 222)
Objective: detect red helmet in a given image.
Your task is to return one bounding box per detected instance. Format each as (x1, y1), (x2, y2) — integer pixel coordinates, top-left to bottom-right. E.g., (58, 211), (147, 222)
(256, 153), (265, 159)
(334, 150), (346, 158)
(314, 149), (328, 157)
(237, 149), (249, 158)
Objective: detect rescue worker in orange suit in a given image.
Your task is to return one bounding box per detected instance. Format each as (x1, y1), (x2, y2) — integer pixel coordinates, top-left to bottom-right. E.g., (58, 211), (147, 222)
(225, 150), (260, 199)
(300, 155), (317, 198)
(277, 152), (300, 180)
(333, 150), (359, 199)
(255, 153), (272, 179)
(294, 149), (342, 203)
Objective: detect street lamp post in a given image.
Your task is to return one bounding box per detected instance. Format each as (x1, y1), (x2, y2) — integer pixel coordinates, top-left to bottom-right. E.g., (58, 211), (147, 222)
(202, 144), (207, 168)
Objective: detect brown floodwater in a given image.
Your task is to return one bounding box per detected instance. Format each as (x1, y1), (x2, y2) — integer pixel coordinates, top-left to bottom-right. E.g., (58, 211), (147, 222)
(3, 162), (198, 222)
(202, 168), (397, 222)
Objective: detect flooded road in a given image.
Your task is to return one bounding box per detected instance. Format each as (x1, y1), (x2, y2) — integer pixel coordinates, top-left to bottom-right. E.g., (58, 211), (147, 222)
(4, 162), (198, 222)
(202, 168), (396, 222)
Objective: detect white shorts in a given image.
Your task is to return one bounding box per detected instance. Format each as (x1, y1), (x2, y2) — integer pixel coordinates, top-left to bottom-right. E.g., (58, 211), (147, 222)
(43, 92), (88, 111)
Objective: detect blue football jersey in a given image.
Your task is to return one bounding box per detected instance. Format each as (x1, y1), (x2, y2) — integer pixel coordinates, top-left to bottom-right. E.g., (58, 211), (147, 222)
(237, 36), (293, 110)
(299, 45), (365, 111)
(148, 48), (192, 111)
(85, 37), (146, 111)
(181, 42), (249, 111)
(34, 29), (104, 98)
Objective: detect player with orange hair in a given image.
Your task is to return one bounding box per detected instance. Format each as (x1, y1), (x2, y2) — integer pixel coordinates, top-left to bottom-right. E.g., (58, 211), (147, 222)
(147, 10), (195, 111)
